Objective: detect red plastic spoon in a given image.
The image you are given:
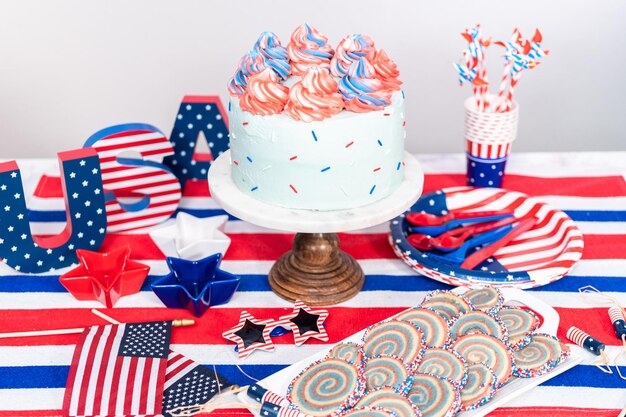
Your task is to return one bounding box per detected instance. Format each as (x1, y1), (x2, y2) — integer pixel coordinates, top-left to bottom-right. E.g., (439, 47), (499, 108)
(407, 216), (523, 251)
(407, 233), (437, 251)
(406, 210), (513, 227)
(431, 216), (525, 250)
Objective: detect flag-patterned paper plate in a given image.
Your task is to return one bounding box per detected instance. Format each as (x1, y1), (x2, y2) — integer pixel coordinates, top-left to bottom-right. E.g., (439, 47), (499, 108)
(389, 187), (584, 288)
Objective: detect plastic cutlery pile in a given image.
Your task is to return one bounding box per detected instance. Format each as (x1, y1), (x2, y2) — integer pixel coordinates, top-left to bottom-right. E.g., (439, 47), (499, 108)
(406, 210), (538, 270)
(389, 187), (583, 289)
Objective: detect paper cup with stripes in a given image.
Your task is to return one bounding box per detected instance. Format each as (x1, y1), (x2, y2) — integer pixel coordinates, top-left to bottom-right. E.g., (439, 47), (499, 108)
(464, 96), (519, 187)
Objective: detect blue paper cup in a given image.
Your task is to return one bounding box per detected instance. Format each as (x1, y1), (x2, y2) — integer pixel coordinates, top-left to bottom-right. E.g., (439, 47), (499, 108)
(466, 142), (510, 187)
(464, 96), (518, 188)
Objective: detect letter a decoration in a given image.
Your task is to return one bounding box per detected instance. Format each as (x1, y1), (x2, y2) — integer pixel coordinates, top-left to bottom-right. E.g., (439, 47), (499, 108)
(0, 148), (107, 273)
(163, 96), (230, 188)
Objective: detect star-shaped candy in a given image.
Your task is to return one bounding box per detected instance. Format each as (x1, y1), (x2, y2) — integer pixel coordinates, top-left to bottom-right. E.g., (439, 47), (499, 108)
(276, 300), (329, 346)
(149, 212), (230, 261)
(151, 253), (240, 317)
(223, 310), (277, 359)
(59, 245), (150, 308)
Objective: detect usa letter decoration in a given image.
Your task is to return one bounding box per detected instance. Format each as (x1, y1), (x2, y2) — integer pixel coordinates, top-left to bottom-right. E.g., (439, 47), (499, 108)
(0, 148), (107, 273)
(163, 96), (230, 188)
(84, 123), (182, 232)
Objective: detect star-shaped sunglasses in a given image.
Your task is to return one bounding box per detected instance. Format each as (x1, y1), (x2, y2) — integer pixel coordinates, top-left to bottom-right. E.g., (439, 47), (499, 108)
(223, 301), (329, 359)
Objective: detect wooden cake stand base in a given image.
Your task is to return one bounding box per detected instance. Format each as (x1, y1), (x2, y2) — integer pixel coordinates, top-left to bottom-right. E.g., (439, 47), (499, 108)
(268, 233), (364, 305)
(208, 150), (423, 305)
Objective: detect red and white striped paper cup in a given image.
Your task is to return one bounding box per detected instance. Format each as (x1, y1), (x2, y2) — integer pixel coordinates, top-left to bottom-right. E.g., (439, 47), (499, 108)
(464, 95), (519, 188)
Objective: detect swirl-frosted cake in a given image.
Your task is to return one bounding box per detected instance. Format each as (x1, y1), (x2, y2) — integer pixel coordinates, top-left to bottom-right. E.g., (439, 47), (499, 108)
(227, 24), (406, 211)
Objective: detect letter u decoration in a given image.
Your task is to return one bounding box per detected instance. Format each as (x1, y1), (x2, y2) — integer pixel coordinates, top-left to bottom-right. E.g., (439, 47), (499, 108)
(0, 148), (107, 273)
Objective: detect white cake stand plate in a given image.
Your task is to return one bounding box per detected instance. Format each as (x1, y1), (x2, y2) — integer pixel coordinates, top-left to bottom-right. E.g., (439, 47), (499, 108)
(208, 150), (424, 305)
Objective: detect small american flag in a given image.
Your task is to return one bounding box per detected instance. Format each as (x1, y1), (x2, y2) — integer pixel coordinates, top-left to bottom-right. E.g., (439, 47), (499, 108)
(162, 351), (232, 417)
(62, 321), (172, 417)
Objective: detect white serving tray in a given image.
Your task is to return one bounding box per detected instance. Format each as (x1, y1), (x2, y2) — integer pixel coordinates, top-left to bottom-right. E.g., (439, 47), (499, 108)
(243, 288), (582, 417)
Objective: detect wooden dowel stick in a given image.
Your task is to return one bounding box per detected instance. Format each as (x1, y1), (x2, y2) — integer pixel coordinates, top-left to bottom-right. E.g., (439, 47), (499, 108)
(91, 309), (120, 324)
(0, 327), (84, 339)
(0, 315), (194, 340)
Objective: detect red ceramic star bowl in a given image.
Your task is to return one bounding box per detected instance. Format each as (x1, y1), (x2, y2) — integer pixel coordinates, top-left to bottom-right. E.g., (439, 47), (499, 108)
(59, 245), (150, 307)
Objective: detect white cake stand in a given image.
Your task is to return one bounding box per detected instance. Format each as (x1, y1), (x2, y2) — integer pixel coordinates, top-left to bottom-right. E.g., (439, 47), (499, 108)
(208, 150), (424, 305)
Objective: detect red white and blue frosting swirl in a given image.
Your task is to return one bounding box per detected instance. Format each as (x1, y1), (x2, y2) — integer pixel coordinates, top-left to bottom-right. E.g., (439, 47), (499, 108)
(287, 23), (334, 75)
(331, 34), (376, 77)
(339, 58), (392, 112)
(229, 24), (403, 118)
(228, 51), (267, 96)
(253, 31), (291, 80)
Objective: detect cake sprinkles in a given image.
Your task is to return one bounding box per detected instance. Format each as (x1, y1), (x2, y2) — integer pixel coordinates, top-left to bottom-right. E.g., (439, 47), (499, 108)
(228, 24), (406, 211)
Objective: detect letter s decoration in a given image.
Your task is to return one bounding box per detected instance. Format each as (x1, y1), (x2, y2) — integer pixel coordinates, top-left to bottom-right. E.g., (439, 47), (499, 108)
(84, 123), (182, 232)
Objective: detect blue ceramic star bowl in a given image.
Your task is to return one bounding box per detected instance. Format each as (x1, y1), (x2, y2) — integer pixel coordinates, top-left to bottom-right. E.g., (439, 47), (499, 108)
(151, 253), (240, 317)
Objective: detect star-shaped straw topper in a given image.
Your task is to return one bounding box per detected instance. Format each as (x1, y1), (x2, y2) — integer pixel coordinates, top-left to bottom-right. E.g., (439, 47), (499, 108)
(59, 245), (150, 308)
(223, 311), (278, 359)
(276, 300), (329, 346)
(149, 212), (231, 260)
(151, 253), (240, 317)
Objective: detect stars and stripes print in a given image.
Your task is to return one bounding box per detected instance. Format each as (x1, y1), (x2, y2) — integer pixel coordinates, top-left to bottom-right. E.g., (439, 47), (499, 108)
(84, 124), (182, 233)
(466, 139), (512, 159)
(445, 188), (583, 278)
(391, 186), (584, 288)
(162, 351), (231, 417)
(62, 321), (171, 417)
(0, 149), (107, 273)
(1, 153), (626, 417)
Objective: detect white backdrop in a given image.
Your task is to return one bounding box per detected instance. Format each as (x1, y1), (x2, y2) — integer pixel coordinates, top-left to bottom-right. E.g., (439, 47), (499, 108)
(1, 0), (625, 158)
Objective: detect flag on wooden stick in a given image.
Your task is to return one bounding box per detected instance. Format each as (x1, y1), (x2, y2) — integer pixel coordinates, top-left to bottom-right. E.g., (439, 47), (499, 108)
(63, 321), (172, 417)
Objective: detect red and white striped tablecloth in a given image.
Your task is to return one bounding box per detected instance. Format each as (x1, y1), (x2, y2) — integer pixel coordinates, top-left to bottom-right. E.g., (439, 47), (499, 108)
(1, 152), (625, 417)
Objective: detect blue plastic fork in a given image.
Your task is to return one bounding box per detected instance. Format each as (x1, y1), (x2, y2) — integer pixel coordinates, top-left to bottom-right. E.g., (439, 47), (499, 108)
(425, 224), (514, 265)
